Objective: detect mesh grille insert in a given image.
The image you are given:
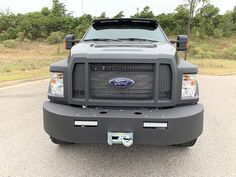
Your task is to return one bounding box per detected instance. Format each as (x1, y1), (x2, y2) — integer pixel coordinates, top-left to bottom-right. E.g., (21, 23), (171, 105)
(90, 63), (155, 100)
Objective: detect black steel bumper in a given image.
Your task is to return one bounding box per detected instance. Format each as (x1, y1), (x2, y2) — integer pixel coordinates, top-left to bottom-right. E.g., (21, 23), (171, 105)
(43, 101), (204, 145)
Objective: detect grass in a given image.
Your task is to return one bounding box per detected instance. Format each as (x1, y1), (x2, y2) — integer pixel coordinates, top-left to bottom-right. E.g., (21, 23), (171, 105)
(0, 38), (236, 84)
(0, 59), (57, 73)
(0, 59), (58, 83)
(0, 41), (67, 60)
(186, 35), (236, 75)
(0, 69), (50, 82)
(0, 42), (68, 84)
(189, 59), (236, 75)
(188, 35), (236, 59)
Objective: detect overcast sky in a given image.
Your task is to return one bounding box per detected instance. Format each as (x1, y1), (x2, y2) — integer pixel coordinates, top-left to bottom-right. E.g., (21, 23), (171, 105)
(0, 0), (235, 17)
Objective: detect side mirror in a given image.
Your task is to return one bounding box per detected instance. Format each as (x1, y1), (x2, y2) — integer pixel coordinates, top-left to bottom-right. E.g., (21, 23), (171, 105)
(176, 35), (188, 51)
(65, 34), (75, 50)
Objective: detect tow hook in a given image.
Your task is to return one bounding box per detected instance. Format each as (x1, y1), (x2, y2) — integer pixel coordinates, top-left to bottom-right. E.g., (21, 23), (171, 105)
(107, 132), (133, 147)
(122, 135), (133, 147)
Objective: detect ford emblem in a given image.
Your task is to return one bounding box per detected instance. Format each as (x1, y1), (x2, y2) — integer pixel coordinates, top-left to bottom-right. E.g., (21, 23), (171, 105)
(109, 78), (134, 88)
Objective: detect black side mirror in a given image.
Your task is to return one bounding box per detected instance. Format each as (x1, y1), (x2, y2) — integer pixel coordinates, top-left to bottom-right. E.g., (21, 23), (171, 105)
(65, 34), (75, 50)
(176, 35), (188, 51)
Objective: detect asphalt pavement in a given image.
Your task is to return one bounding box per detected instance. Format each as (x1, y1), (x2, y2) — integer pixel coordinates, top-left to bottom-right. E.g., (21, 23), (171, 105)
(0, 76), (236, 177)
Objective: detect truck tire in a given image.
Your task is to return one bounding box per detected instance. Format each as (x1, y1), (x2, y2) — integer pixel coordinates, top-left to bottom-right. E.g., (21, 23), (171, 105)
(50, 137), (74, 145)
(173, 139), (197, 147)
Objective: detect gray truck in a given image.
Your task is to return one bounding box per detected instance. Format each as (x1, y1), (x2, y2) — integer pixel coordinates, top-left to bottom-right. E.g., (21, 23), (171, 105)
(43, 18), (204, 147)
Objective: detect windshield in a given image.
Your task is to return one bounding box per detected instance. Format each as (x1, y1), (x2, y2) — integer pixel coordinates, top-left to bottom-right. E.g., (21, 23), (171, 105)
(83, 21), (167, 42)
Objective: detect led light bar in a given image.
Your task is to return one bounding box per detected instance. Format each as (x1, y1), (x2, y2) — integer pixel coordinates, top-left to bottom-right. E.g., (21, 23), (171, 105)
(143, 122), (168, 129)
(74, 121), (98, 127)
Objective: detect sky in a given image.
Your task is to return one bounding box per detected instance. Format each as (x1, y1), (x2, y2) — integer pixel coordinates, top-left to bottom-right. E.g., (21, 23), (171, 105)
(0, 0), (235, 17)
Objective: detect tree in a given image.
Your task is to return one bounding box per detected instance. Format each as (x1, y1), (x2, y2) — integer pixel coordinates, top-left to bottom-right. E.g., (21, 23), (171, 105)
(195, 4), (220, 36)
(174, 5), (189, 34)
(74, 14), (92, 38)
(0, 2), (235, 42)
(157, 5), (189, 35)
(218, 11), (235, 35)
(131, 6), (155, 19)
(113, 11), (124, 18)
(185, 0), (208, 37)
(232, 6), (236, 23)
(98, 12), (107, 19)
(199, 4), (219, 19)
(41, 7), (51, 16)
(51, 0), (67, 17)
(157, 13), (176, 34)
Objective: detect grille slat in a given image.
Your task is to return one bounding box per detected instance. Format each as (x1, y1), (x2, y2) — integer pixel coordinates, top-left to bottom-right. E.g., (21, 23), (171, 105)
(73, 63), (85, 99)
(159, 64), (172, 100)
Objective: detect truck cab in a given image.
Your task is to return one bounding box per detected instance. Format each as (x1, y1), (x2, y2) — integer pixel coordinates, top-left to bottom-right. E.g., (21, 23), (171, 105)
(43, 18), (204, 147)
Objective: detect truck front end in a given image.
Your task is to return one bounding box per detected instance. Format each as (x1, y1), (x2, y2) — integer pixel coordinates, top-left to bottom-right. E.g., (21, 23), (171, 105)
(43, 19), (204, 147)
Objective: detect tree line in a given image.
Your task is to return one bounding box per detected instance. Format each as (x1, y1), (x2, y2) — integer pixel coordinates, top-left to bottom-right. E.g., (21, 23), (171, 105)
(0, 0), (235, 43)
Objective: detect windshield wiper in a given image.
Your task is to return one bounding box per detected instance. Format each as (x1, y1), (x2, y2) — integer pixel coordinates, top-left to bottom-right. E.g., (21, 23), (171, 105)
(117, 38), (158, 42)
(84, 38), (121, 42)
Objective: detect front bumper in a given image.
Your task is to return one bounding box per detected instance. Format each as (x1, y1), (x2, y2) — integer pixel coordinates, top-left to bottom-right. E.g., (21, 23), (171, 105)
(43, 102), (204, 145)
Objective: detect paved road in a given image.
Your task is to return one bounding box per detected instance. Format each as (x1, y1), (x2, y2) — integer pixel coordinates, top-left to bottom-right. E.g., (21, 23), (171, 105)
(0, 76), (236, 177)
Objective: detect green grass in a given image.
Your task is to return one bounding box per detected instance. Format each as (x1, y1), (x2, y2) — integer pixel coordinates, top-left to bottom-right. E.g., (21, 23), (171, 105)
(0, 59), (58, 83)
(188, 35), (236, 59)
(0, 69), (50, 83)
(0, 59), (57, 74)
(189, 59), (236, 75)
(0, 42), (67, 84)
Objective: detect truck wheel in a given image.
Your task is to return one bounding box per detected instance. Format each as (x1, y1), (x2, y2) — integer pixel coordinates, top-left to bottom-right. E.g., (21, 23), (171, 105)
(50, 137), (74, 145)
(173, 139), (197, 147)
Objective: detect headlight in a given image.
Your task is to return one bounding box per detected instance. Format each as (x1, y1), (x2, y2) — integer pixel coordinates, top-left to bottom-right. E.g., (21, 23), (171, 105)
(49, 72), (64, 97)
(181, 74), (198, 98)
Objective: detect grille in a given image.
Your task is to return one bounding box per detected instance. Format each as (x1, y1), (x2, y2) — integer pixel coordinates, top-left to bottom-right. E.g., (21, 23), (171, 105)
(73, 63), (85, 99)
(159, 64), (172, 100)
(90, 63), (155, 100)
(72, 62), (173, 104)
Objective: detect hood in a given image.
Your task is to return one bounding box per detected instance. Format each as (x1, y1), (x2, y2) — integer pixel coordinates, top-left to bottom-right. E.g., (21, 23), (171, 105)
(70, 42), (176, 58)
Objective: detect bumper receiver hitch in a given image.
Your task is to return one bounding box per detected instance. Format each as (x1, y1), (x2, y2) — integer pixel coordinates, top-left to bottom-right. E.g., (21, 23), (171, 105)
(107, 132), (133, 147)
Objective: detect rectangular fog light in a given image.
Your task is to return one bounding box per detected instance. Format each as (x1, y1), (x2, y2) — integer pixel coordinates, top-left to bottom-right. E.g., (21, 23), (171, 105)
(74, 121), (98, 127)
(143, 122), (168, 129)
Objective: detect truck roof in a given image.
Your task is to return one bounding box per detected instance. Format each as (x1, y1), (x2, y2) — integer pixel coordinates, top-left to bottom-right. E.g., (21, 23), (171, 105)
(92, 18), (159, 24)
